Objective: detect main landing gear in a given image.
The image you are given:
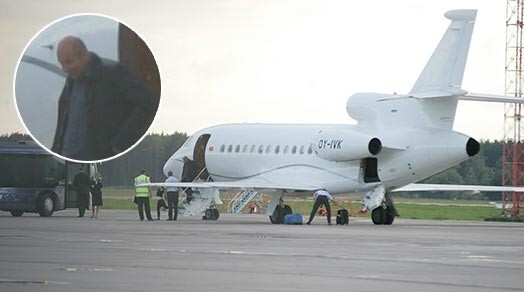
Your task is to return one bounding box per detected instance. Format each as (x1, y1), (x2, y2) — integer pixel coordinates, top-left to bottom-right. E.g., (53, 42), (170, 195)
(371, 193), (398, 225)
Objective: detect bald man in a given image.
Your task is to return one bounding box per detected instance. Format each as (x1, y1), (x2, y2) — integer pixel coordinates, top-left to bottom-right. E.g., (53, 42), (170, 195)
(52, 36), (154, 161)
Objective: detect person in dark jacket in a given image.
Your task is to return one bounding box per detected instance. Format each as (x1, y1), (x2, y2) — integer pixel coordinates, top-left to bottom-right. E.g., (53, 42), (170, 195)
(181, 156), (198, 202)
(52, 36), (156, 161)
(90, 172), (103, 219)
(73, 166), (91, 218)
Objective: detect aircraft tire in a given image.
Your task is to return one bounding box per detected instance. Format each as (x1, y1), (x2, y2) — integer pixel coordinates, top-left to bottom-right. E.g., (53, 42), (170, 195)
(203, 208), (220, 220)
(203, 209), (211, 220)
(210, 209), (220, 220)
(371, 207), (385, 225)
(37, 193), (54, 217)
(10, 210), (24, 217)
(384, 208), (395, 225)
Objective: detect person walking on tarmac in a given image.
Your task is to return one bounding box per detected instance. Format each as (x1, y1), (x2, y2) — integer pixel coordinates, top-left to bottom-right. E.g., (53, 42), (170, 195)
(134, 170), (153, 221)
(73, 166), (90, 218)
(306, 189), (333, 225)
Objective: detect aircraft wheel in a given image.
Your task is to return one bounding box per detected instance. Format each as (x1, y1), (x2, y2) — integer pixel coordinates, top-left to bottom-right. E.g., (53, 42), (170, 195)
(210, 209), (220, 220)
(384, 208), (395, 225)
(37, 194), (54, 217)
(203, 208), (220, 220)
(371, 207), (385, 225)
(203, 209), (211, 220)
(10, 210), (24, 217)
(270, 206), (284, 224)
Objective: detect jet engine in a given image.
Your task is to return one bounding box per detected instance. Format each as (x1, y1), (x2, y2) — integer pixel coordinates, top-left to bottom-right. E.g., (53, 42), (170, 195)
(312, 129), (382, 162)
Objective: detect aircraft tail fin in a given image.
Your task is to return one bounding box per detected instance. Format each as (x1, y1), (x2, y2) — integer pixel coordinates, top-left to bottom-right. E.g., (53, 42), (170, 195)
(409, 10), (477, 95)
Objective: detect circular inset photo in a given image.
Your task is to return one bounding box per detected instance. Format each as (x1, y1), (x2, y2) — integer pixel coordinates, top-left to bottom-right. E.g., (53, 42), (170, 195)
(14, 14), (161, 162)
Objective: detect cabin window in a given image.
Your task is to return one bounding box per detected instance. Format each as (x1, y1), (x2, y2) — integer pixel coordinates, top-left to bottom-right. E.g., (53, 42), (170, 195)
(250, 144), (256, 153)
(291, 145), (297, 154)
(242, 144), (248, 153)
(235, 145), (240, 153)
(283, 145), (289, 154)
(220, 144), (225, 153)
(275, 145), (280, 154)
(299, 145), (305, 155)
(266, 145), (272, 154)
(227, 145), (233, 153)
(258, 145), (264, 154)
(307, 145), (313, 155)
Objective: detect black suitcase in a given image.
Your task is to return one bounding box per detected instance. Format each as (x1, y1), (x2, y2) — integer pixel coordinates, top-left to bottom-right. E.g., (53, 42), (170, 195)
(336, 209), (349, 225)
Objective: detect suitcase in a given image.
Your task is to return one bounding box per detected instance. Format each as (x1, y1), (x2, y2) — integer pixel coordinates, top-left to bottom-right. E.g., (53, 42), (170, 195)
(283, 213), (303, 225)
(336, 209), (349, 225)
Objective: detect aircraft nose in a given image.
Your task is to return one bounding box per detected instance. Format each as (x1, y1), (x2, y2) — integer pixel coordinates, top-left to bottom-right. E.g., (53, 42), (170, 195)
(163, 156), (184, 180)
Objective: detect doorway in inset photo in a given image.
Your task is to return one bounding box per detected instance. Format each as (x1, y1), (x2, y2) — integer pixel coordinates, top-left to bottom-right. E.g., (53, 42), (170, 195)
(14, 14), (161, 162)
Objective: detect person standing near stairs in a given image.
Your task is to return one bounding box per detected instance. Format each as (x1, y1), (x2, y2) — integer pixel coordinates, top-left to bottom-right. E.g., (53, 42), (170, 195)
(181, 156), (198, 202)
(165, 171), (180, 220)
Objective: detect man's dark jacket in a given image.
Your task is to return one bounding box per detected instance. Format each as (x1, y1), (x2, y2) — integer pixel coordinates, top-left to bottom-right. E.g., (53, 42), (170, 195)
(52, 53), (155, 161)
(182, 159), (199, 182)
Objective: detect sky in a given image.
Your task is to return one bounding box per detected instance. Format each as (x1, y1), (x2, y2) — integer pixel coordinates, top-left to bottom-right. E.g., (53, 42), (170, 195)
(0, 0), (509, 142)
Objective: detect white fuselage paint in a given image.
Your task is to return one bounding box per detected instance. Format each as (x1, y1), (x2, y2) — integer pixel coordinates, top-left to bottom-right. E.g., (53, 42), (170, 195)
(163, 122), (474, 196)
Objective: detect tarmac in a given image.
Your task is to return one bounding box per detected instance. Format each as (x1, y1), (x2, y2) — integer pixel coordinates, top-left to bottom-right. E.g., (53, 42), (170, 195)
(0, 209), (523, 292)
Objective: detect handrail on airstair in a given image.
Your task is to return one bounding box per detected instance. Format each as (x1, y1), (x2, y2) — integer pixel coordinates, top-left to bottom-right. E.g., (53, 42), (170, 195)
(228, 189), (247, 212)
(228, 189), (258, 214)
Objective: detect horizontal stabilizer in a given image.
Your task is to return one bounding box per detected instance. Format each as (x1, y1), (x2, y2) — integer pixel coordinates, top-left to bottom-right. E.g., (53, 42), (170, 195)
(460, 92), (524, 103)
(393, 183), (524, 193)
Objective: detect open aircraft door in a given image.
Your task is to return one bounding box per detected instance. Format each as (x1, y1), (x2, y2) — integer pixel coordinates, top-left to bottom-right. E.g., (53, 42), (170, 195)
(193, 134), (211, 180)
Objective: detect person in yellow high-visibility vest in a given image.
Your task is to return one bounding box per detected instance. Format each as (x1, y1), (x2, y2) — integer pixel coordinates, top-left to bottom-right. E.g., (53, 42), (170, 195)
(134, 170), (153, 221)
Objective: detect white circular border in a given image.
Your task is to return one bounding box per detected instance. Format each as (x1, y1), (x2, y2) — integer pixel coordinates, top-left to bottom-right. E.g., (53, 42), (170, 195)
(12, 13), (162, 164)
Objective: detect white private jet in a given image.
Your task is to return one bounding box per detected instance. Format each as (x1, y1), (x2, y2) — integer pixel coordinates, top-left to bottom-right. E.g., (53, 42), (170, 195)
(146, 10), (524, 225)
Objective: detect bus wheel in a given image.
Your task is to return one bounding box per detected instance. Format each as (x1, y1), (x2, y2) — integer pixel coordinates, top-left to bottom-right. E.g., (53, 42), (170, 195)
(10, 210), (23, 217)
(37, 194), (54, 217)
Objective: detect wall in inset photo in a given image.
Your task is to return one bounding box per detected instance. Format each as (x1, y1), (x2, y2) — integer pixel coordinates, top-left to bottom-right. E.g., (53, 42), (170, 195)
(14, 14), (160, 162)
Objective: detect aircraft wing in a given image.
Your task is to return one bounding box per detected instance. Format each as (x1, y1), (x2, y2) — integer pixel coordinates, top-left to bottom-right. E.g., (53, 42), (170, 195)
(392, 183), (524, 193)
(139, 179), (320, 193)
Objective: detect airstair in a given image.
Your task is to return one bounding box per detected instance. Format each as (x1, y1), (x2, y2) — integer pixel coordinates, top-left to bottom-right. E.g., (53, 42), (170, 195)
(228, 189), (259, 214)
(178, 167), (222, 217)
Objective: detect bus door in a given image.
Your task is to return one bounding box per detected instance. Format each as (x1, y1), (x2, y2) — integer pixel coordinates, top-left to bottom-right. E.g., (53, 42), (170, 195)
(65, 163), (87, 208)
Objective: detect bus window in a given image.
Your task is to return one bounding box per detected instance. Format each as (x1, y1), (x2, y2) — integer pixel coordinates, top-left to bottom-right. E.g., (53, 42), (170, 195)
(0, 154), (65, 188)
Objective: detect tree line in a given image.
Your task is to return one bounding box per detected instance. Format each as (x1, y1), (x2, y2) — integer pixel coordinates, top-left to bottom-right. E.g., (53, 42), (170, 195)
(0, 132), (512, 200)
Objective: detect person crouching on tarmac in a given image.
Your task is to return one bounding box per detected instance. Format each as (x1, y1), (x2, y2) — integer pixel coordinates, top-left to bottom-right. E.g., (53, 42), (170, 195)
(306, 189), (333, 225)
(155, 187), (168, 220)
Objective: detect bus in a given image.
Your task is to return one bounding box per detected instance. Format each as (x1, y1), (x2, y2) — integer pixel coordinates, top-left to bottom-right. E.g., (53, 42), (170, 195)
(0, 141), (96, 217)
